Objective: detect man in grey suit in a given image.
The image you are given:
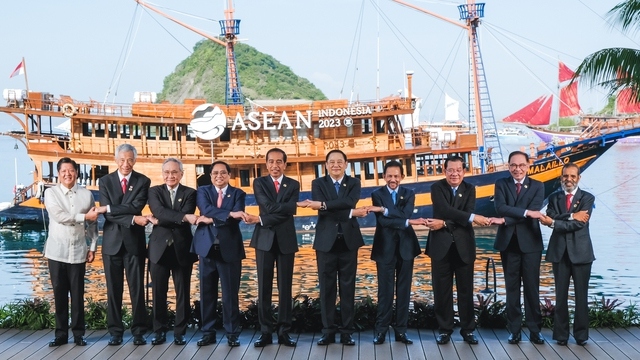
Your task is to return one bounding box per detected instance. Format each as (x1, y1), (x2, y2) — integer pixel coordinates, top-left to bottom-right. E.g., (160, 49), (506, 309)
(94, 143), (151, 346)
(368, 160), (422, 345)
(490, 150), (546, 345)
(245, 148), (299, 347)
(191, 160), (247, 347)
(146, 158), (198, 346)
(298, 149), (367, 346)
(540, 162), (594, 346)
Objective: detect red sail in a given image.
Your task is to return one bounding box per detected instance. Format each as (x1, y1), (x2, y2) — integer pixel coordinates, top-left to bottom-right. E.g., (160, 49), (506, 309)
(503, 95), (551, 125)
(617, 88), (640, 114)
(559, 61), (575, 83)
(559, 82), (581, 117)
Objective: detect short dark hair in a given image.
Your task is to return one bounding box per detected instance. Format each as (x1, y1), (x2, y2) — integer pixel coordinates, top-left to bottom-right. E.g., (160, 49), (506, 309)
(57, 157), (77, 172)
(383, 160), (404, 176)
(266, 148), (287, 163)
(562, 162), (580, 175)
(326, 150), (347, 162)
(211, 160), (231, 173)
(444, 155), (465, 170)
(508, 150), (529, 163)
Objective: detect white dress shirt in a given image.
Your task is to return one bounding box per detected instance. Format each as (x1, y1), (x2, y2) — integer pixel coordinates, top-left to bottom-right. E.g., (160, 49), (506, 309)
(43, 184), (99, 264)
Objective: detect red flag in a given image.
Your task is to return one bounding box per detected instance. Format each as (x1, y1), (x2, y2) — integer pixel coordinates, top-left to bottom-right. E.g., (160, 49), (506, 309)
(558, 61), (575, 83)
(9, 60), (24, 78)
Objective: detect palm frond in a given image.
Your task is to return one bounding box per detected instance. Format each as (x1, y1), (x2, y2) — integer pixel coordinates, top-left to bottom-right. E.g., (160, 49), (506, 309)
(574, 47), (640, 97)
(608, 0), (640, 34)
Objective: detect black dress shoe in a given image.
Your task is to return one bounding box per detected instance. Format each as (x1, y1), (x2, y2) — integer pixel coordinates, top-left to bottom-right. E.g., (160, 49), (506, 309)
(174, 334), (186, 345)
(556, 340), (568, 346)
(436, 333), (450, 345)
(227, 334), (240, 347)
(461, 332), (478, 345)
(108, 335), (123, 346)
(530, 332), (545, 345)
(340, 333), (355, 346)
(577, 339), (588, 346)
(49, 337), (68, 347)
(133, 335), (147, 345)
(317, 333), (335, 345)
(151, 332), (166, 345)
(395, 333), (413, 344)
(74, 336), (87, 346)
(507, 332), (521, 344)
(373, 332), (386, 345)
(197, 334), (216, 346)
(254, 333), (273, 347)
(278, 333), (297, 347)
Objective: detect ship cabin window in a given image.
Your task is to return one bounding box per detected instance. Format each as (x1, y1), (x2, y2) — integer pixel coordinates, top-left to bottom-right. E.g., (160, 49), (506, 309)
(120, 125), (130, 139)
(315, 164), (324, 178)
(95, 123), (105, 137)
(344, 162), (352, 176)
(353, 162), (362, 180)
(108, 124), (118, 138)
(347, 124), (353, 137)
(269, 129), (280, 143)
(219, 128), (231, 142)
(377, 120), (385, 133)
(377, 160), (384, 179)
(82, 123), (92, 136)
(183, 125), (196, 141)
(364, 161), (375, 180)
(159, 126), (171, 140)
(132, 125), (142, 139)
(146, 126), (157, 139)
(283, 128), (293, 141)
(405, 158), (413, 177)
(297, 127), (308, 140)
(240, 169), (250, 187)
(362, 119), (372, 134)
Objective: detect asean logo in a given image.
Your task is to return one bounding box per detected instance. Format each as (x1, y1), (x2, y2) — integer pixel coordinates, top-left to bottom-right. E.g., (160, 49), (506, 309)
(189, 104), (227, 140)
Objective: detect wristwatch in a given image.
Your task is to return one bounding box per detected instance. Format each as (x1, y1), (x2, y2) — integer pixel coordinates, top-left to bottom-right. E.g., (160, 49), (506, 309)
(320, 202), (327, 211)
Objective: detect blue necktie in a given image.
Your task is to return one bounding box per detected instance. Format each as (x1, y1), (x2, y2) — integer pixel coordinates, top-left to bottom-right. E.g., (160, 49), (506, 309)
(452, 188), (457, 197)
(391, 190), (397, 205)
(334, 181), (340, 194)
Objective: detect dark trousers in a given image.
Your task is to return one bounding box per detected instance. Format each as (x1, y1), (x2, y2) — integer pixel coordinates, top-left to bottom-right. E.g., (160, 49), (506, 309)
(150, 247), (193, 336)
(500, 239), (542, 334)
(255, 241), (295, 335)
(103, 246), (147, 336)
(431, 244), (475, 334)
(199, 248), (242, 336)
(374, 251), (414, 334)
(552, 251), (592, 342)
(48, 259), (86, 339)
(316, 246), (358, 335)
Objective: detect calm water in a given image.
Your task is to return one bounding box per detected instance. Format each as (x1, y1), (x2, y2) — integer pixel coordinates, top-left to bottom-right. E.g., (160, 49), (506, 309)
(0, 143), (639, 308)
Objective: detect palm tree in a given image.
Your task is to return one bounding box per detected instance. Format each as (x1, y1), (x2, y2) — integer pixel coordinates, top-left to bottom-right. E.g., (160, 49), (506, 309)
(574, 0), (640, 101)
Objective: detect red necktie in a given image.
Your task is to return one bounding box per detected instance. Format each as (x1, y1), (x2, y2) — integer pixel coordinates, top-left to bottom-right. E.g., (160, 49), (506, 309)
(121, 178), (127, 194)
(515, 182), (521, 195)
(217, 189), (223, 208)
(566, 193), (573, 211)
(274, 180), (280, 193)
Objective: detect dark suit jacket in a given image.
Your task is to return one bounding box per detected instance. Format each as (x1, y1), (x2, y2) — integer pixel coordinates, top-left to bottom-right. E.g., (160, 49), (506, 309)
(312, 175), (364, 252)
(493, 176), (544, 253)
(99, 170), (151, 256)
(426, 179), (476, 264)
(370, 185), (420, 263)
(147, 184), (198, 267)
(249, 175), (299, 254)
(192, 185), (247, 262)
(545, 188), (595, 264)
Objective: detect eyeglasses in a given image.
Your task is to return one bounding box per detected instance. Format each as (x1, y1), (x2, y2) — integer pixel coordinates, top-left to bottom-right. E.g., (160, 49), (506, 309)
(509, 163), (528, 170)
(211, 171), (229, 176)
(162, 170), (181, 176)
(445, 169), (464, 174)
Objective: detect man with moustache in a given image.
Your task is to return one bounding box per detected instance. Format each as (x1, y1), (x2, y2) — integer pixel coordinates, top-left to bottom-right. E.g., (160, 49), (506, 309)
(367, 160), (422, 345)
(146, 158), (198, 346)
(297, 149), (367, 346)
(244, 148), (299, 347)
(94, 144), (151, 346)
(490, 150), (546, 345)
(192, 160), (247, 347)
(425, 155), (490, 345)
(540, 163), (594, 346)
(44, 157), (99, 347)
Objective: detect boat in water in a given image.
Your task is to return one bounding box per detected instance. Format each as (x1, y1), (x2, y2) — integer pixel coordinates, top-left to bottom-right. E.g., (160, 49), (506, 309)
(2, 1), (640, 231)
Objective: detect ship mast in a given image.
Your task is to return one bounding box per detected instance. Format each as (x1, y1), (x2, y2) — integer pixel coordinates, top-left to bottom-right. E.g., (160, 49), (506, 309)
(134, 0), (243, 105)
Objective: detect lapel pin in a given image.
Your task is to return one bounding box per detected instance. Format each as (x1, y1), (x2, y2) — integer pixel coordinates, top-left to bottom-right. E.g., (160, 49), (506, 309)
(226, 194), (231, 198)
(283, 183), (288, 188)
(178, 198), (182, 202)
(343, 183), (346, 187)
(524, 185), (528, 189)
(128, 186), (133, 191)
(400, 196), (404, 200)
(573, 204), (577, 208)
(458, 193), (463, 197)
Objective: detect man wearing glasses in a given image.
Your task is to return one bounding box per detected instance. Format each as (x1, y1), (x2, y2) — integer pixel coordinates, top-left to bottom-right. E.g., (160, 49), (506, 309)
(491, 151), (546, 345)
(191, 161), (247, 347)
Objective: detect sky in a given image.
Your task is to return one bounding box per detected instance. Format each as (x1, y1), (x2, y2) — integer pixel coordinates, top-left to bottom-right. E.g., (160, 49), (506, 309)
(1, 0), (638, 123)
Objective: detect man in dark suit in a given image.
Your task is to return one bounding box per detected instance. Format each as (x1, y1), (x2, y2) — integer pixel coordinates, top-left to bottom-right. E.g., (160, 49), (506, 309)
(490, 150), (546, 345)
(425, 156), (490, 345)
(94, 143), (151, 346)
(540, 162), (594, 346)
(191, 160), (247, 347)
(245, 148), (299, 347)
(368, 160), (422, 345)
(298, 149), (367, 346)
(146, 158), (198, 346)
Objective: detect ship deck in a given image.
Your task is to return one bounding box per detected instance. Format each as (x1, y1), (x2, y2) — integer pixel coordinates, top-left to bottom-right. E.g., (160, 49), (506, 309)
(1, 327), (638, 359)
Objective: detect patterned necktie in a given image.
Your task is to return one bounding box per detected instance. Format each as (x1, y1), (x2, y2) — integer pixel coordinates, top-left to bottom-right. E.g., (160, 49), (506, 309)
(566, 193), (573, 211)
(274, 180), (280, 193)
(121, 178), (127, 194)
(170, 188), (175, 207)
(334, 181), (340, 194)
(391, 190), (397, 205)
(516, 182), (522, 195)
(217, 189), (223, 208)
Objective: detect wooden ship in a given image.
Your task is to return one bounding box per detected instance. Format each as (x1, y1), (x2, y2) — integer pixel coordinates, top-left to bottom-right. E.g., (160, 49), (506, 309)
(1, 0), (639, 230)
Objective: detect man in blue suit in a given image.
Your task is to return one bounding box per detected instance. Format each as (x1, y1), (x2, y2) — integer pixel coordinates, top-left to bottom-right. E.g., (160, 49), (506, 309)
(191, 160), (247, 347)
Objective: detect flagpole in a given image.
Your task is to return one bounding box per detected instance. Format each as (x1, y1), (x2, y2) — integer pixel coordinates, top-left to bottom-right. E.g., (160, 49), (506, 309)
(22, 57), (30, 94)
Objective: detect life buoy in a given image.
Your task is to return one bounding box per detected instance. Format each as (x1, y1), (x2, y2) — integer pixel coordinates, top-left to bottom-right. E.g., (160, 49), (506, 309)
(62, 103), (76, 118)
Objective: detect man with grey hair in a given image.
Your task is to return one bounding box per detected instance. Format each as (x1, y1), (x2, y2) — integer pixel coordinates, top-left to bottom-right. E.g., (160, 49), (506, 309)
(94, 144), (151, 346)
(146, 158), (198, 345)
